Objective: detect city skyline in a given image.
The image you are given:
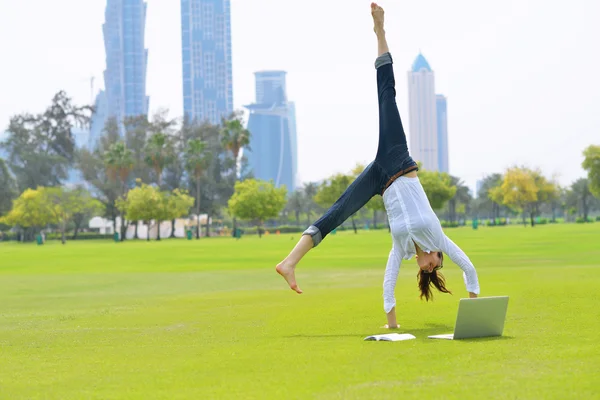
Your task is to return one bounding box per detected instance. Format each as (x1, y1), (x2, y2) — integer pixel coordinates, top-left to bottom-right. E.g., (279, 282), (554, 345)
(1, 0), (598, 195)
(181, 0), (233, 125)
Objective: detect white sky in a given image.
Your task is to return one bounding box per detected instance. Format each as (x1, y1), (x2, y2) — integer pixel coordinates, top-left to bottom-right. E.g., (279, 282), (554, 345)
(1, 0), (599, 193)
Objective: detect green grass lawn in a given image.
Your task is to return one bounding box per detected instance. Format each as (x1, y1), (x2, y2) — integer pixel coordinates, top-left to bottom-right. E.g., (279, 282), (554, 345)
(1, 224), (600, 399)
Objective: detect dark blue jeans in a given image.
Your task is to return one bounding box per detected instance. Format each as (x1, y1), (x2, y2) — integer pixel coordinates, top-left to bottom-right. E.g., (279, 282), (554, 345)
(303, 52), (418, 247)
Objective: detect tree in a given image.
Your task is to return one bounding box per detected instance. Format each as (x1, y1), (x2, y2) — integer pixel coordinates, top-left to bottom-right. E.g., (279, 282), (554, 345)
(104, 141), (134, 240)
(117, 184), (162, 241)
(221, 110), (251, 178)
(144, 132), (174, 187)
(287, 190), (304, 226)
(163, 120), (189, 237)
(302, 182), (319, 226)
(124, 115), (152, 184)
(228, 179), (287, 238)
(447, 175), (471, 223)
(2, 91), (92, 191)
(571, 178), (592, 221)
(221, 110), (251, 236)
(314, 173), (358, 233)
(0, 158), (17, 217)
(493, 167), (539, 226)
(162, 189), (195, 239)
(184, 139), (212, 239)
(43, 187), (103, 244)
(582, 145), (600, 198)
(77, 117), (121, 236)
(70, 187), (105, 240)
(366, 195), (385, 229)
(417, 166), (456, 210)
(476, 173), (504, 220)
(0, 188), (57, 237)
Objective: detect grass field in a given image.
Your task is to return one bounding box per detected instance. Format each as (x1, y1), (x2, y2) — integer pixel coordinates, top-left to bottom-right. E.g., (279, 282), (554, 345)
(1, 224), (600, 399)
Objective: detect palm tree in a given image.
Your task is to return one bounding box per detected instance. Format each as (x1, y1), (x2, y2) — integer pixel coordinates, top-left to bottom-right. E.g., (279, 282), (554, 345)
(447, 176), (472, 223)
(184, 139), (211, 239)
(104, 141), (133, 241)
(221, 111), (251, 236)
(287, 190), (304, 226)
(144, 132), (174, 187)
(303, 182), (319, 226)
(572, 178), (592, 221)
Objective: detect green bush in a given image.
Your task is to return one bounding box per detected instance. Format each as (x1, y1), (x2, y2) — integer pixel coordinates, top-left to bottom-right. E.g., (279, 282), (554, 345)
(596, 216), (600, 222)
(575, 217), (595, 224)
(241, 225), (305, 236)
(538, 218), (548, 225)
(441, 221), (460, 228)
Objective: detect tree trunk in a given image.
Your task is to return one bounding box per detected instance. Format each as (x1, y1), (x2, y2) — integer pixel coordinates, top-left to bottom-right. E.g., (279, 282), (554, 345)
(157, 221), (161, 241)
(113, 214), (118, 239)
(147, 221), (150, 241)
(522, 212), (527, 227)
(72, 220), (82, 240)
(171, 219), (176, 238)
(583, 195), (589, 221)
(196, 177), (201, 240)
(120, 215), (127, 242)
(373, 210), (378, 229)
(258, 222), (262, 238)
(232, 217), (237, 238)
(61, 223), (66, 245)
(351, 216), (357, 234)
(205, 213), (210, 238)
(135, 222), (139, 239)
(530, 212), (535, 227)
(295, 212), (300, 227)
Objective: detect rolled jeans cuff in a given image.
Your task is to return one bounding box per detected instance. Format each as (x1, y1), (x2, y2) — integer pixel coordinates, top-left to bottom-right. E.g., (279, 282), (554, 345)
(302, 225), (323, 247)
(375, 52), (393, 69)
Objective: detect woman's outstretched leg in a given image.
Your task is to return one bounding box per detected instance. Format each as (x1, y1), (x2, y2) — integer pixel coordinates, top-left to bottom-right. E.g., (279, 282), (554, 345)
(275, 4), (389, 294)
(275, 163), (382, 293)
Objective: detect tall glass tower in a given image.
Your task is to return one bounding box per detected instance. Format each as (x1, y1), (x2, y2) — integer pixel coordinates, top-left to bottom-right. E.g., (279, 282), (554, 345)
(245, 71), (298, 193)
(181, 0), (233, 125)
(102, 0), (149, 131)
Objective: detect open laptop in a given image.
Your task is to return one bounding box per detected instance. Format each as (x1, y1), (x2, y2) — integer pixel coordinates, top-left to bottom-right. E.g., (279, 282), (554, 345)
(428, 296), (509, 340)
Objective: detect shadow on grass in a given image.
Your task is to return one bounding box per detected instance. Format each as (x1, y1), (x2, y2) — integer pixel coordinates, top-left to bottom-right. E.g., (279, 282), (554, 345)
(452, 335), (516, 342)
(281, 323), (456, 339)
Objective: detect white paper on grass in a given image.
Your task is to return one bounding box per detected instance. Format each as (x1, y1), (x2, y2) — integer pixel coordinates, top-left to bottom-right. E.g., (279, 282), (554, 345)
(364, 333), (416, 341)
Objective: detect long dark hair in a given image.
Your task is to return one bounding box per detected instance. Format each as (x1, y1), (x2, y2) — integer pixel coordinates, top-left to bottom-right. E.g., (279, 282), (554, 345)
(417, 252), (452, 301)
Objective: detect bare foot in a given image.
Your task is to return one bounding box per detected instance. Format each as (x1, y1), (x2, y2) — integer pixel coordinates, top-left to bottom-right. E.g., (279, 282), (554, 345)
(276, 262), (303, 294)
(382, 324), (401, 329)
(371, 3), (385, 33)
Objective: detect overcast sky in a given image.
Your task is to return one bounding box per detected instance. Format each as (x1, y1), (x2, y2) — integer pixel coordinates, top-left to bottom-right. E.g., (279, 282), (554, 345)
(1, 0), (598, 192)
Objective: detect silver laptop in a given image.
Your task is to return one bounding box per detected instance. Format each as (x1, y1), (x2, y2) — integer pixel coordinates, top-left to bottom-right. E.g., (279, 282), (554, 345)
(428, 296), (509, 340)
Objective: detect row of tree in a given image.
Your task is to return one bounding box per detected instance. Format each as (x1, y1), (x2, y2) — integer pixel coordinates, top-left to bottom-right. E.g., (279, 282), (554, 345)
(281, 155), (600, 229)
(1, 91), (600, 242)
(1, 91), (252, 241)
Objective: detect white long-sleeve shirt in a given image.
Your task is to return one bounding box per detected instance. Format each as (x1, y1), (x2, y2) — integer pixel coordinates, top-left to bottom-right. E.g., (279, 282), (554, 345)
(382, 175), (480, 313)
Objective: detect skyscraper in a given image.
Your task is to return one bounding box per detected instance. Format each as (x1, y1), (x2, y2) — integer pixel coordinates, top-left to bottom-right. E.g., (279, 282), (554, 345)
(102, 0), (149, 132)
(181, 0), (233, 125)
(407, 53), (450, 173)
(408, 53), (438, 171)
(436, 94), (449, 173)
(245, 71), (298, 193)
